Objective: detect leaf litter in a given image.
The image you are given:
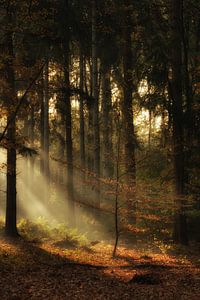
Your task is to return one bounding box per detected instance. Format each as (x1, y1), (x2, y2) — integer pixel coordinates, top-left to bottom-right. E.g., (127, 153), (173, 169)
(0, 237), (200, 299)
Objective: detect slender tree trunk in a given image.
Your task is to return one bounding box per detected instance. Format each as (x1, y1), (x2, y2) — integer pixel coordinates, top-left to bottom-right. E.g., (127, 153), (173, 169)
(43, 59), (50, 179)
(122, 0), (136, 222)
(79, 50), (85, 170)
(101, 63), (113, 178)
(171, 0), (188, 245)
(23, 111), (29, 181)
(122, 1), (136, 184)
(29, 105), (35, 149)
(39, 78), (45, 174)
(4, 30), (19, 237)
(28, 104), (35, 181)
(63, 44), (75, 225)
(113, 116), (121, 257)
(92, 0), (100, 207)
(86, 57), (94, 172)
(6, 117), (18, 237)
(87, 103), (93, 172)
(181, 3), (193, 190)
(148, 109), (152, 150)
(160, 110), (167, 148)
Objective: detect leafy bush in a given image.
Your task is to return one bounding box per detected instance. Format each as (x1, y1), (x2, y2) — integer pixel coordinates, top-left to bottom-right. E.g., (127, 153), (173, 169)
(17, 218), (88, 247)
(18, 218), (51, 240)
(0, 217), (4, 233)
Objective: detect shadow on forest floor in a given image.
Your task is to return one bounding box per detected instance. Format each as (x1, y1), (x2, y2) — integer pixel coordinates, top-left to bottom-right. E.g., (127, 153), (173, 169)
(0, 235), (200, 299)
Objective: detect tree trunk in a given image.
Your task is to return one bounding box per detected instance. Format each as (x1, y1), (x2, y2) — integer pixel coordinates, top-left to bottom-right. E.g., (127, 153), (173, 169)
(181, 3), (193, 191)
(160, 110), (168, 148)
(101, 63), (113, 178)
(122, 1), (136, 185)
(39, 78), (45, 174)
(6, 117), (18, 237)
(43, 59), (50, 179)
(63, 42), (75, 225)
(148, 109), (152, 150)
(92, 0), (100, 207)
(86, 57), (94, 172)
(87, 102), (94, 172)
(28, 104), (35, 182)
(122, 1), (136, 222)
(4, 30), (19, 237)
(79, 50), (85, 170)
(171, 0), (188, 245)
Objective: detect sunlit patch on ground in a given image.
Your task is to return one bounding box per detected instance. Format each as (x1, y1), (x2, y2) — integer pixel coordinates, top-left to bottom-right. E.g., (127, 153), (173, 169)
(0, 237), (200, 299)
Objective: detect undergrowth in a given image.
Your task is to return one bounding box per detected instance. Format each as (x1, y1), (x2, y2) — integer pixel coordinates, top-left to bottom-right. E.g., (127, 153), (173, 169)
(17, 217), (89, 247)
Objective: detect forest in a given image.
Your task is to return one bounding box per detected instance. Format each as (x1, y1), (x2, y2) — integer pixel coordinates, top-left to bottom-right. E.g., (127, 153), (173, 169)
(0, 0), (200, 299)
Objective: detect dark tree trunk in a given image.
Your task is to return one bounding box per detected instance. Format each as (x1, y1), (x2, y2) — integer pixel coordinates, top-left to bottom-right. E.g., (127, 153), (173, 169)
(87, 102), (94, 172)
(122, 1), (136, 222)
(122, 1), (136, 185)
(92, 0), (100, 208)
(92, 0), (100, 179)
(23, 111), (29, 180)
(181, 3), (193, 190)
(4, 30), (19, 237)
(63, 50), (75, 225)
(62, 0), (75, 224)
(86, 57), (94, 172)
(148, 110), (152, 150)
(171, 0), (188, 245)
(39, 78), (45, 174)
(112, 115), (121, 257)
(43, 59), (50, 179)
(29, 105), (35, 146)
(6, 117), (18, 237)
(79, 50), (85, 170)
(160, 110), (168, 148)
(101, 63), (113, 178)
(28, 104), (35, 180)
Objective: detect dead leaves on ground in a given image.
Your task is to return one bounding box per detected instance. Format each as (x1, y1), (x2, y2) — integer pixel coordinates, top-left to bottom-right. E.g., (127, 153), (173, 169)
(0, 238), (200, 299)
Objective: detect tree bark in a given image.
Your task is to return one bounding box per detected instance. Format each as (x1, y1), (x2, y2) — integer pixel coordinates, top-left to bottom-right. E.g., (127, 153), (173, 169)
(79, 50), (85, 170)
(63, 49), (75, 225)
(62, 0), (75, 224)
(92, 0), (100, 207)
(122, 1), (136, 222)
(181, 2), (193, 191)
(28, 104), (35, 180)
(148, 110), (152, 150)
(171, 0), (188, 245)
(43, 59), (50, 179)
(122, 1), (136, 185)
(101, 63), (113, 178)
(39, 78), (45, 174)
(4, 29), (19, 237)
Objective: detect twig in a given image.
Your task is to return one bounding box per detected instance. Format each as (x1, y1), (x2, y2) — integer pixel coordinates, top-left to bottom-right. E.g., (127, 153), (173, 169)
(113, 113), (121, 257)
(0, 62), (45, 144)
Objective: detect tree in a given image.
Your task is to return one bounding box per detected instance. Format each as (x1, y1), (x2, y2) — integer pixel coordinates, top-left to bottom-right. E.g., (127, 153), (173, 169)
(62, 0), (75, 224)
(42, 59), (50, 180)
(170, 0), (188, 245)
(92, 0), (100, 207)
(0, 4), (19, 236)
(122, 1), (136, 222)
(79, 49), (86, 171)
(101, 63), (113, 178)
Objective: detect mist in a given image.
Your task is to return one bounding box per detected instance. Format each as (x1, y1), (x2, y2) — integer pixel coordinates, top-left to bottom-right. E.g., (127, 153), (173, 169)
(0, 149), (115, 242)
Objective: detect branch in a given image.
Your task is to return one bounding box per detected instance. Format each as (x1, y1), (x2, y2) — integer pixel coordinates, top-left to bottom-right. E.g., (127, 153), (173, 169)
(0, 62), (45, 144)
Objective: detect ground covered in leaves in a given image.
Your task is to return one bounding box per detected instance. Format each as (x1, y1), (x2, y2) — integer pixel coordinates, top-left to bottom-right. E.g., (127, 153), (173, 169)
(0, 237), (200, 299)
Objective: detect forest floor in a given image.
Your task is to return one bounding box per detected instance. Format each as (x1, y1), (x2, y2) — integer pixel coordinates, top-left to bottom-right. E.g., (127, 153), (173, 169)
(0, 236), (200, 300)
